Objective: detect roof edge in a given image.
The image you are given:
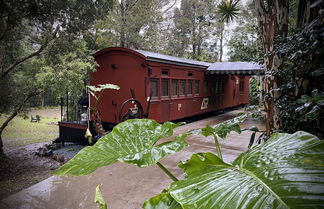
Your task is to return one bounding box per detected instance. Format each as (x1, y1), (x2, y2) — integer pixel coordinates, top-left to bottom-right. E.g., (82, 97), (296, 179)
(93, 47), (146, 60)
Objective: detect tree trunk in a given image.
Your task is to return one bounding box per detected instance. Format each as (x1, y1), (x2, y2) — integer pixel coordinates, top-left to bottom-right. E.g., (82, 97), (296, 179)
(0, 89), (40, 155)
(219, 23), (224, 62)
(120, 0), (126, 47)
(255, 0), (289, 135)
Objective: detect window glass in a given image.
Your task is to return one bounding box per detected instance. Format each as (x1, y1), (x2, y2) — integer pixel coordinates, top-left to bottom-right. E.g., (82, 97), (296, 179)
(188, 80), (193, 95)
(240, 78), (244, 93)
(150, 78), (158, 98)
(195, 80), (199, 95)
(172, 79), (178, 96)
(203, 80), (208, 94)
(180, 80), (186, 96)
(162, 79), (169, 97)
(162, 70), (169, 76)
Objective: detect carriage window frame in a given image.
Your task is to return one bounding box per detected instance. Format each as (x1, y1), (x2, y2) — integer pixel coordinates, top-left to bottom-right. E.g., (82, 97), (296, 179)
(172, 79), (178, 97)
(188, 80), (193, 96)
(162, 78), (169, 98)
(179, 79), (186, 96)
(150, 78), (159, 99)
(194, 80), (200, 96)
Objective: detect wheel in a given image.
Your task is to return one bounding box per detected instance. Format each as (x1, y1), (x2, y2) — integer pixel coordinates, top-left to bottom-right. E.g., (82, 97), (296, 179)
(118, 98), (144, 122)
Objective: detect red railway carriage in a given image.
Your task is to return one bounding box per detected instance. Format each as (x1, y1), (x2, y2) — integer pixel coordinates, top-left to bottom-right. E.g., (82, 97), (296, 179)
(58, 47), (262, 144)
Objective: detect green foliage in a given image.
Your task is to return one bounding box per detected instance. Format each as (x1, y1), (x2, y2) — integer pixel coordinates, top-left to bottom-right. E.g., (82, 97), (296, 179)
(54, 119), (188, 176)
(164, 131), (324, 208)
(166, 0), (217, 61)
(0, 0), (114, 114)
(201, 114), (246, 139)
(87, 84), (120, 100)
(295, 90), (324, 122)
(227, 2), (263, 62)
(143, 191), (181, 209)
(249, 77), (261, 105)
(95, 184), (108, 209)
(273, 20), (324, 137)
(199, 114), (246, 160)
(54, 115), (324, 208)
(217, 0), (240, 23)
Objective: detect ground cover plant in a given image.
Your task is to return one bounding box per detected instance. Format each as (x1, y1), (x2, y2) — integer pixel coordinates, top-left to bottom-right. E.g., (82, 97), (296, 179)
(54, 116), (324, 208)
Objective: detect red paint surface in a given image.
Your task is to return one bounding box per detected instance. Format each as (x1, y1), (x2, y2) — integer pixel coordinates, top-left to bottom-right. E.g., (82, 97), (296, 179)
(58, 122), (87, 130)
(91, 47), (250, 124)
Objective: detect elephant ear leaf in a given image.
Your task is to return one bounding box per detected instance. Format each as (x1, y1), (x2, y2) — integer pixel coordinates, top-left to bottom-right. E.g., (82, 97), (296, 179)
(168, 131), (324, 209)
(143, 191), (182, 209)
(201, 114), (246, 138)
(54, 119), (189, 176)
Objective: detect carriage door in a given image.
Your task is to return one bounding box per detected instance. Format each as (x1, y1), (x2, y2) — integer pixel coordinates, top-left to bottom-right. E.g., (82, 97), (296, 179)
(160, 79), (170, 121)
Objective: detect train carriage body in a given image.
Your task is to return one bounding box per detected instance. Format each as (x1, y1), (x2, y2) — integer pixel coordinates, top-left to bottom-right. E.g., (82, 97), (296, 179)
(58, 47), (262, 144)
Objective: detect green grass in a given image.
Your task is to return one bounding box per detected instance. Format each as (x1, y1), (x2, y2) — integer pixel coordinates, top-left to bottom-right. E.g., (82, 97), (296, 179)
(0, 115), (59, 147)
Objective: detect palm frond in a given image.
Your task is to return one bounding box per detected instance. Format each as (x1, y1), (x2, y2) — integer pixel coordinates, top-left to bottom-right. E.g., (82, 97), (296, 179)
(217, 0), (240, 23)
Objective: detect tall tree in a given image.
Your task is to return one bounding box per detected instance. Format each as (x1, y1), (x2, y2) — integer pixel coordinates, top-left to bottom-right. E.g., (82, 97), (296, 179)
(0, 0), (113, 154)
(168, 0), (214, 60)
(227, 1), (262, 62)
(217, 0), (240, 62)
(98, 0), (171, 50)
(254, 0), (289, 135)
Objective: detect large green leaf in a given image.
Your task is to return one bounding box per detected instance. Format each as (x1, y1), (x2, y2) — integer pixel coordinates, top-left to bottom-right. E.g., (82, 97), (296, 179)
(143, 191), (182, 209)
(54, 119), (188, 176)
(87, 84), (120, 92)
(200, 114), (246, 138)
(169, 131), (324, 208)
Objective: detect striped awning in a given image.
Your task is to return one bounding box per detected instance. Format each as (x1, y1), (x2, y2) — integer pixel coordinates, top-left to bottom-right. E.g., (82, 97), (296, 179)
(206, 62), (264, 75)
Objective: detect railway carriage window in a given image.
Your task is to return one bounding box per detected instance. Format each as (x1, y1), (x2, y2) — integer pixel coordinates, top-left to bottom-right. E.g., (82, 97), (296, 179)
(188, 80), (193, 95)
(172, 79), (178, 96)
(240, 78), (244, 93)
(203, 80), (208, 94)
(150, 78), (159, 98)
(195, 80), (199, 95)
(162, 70), (169, 76)
(180, 80), (186, 96)
(162, 79), (169, 97)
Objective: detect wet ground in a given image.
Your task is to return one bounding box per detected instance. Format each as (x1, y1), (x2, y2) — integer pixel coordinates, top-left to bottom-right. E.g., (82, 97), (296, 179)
(0, 143), (61, 199)
(0, 109), (265, 209)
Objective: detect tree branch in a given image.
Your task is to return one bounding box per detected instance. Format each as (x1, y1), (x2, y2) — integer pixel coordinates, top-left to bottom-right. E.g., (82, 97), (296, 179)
(125, 0), (140, 14)
(162, 0), (178, 16)
(0, 88), (42, 154)
(0, 89), (41, 133)
(0, 25), (60, 80)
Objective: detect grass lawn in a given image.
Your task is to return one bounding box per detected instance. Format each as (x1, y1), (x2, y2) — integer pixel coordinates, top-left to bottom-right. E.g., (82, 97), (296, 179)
(0, 109), (60, 147)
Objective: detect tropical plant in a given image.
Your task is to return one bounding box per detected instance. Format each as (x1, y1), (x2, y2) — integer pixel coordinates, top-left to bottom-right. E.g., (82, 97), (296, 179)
(217, 0), (240, 23)
(155, 131), (324, 208)
(54, 114), (324, 208)
(86, 84), (120, 139)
